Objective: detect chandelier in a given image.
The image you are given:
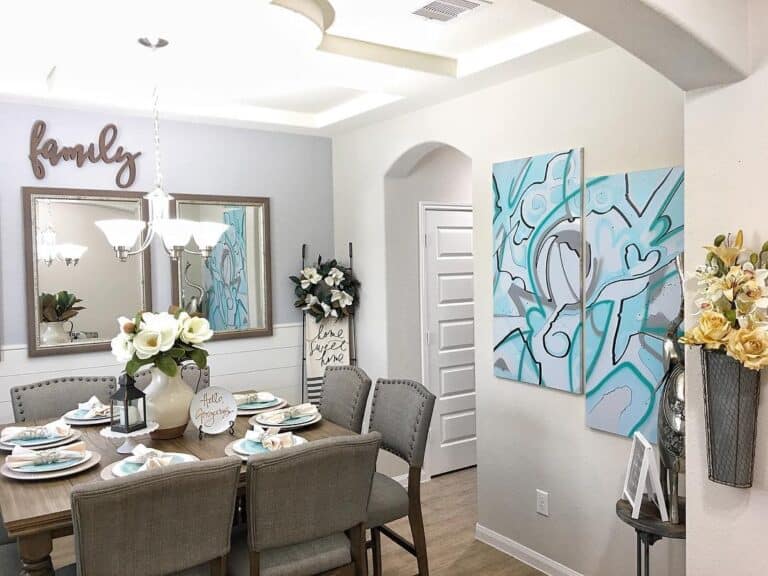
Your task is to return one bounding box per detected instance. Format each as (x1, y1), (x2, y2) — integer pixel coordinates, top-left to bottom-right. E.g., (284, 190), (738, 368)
(95, 38), (228, 262)
(37, 200), (88, 267)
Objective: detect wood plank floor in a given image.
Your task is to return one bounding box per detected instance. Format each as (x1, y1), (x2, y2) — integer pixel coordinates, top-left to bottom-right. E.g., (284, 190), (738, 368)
(52, 467), (542, 575)
(375, 467), (542, 576)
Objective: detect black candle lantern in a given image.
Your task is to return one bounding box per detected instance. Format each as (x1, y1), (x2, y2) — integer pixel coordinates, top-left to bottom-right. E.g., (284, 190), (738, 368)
(110, 373), (147, 433)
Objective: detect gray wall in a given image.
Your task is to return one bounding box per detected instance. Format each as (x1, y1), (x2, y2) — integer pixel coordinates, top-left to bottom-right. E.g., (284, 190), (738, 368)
(0, 102), (333, 346)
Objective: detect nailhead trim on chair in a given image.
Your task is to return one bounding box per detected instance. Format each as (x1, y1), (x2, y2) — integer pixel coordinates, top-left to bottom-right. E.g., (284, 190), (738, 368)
(370, 378), (429, 465)
(11, 377), (117, 423)
(325, 365), (369, 430)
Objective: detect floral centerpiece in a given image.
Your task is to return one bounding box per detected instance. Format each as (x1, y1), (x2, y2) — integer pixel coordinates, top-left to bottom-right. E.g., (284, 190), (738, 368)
(290, 257), (360, 322)
(679, 230), (768, 488)
(110, 308), (214, 439)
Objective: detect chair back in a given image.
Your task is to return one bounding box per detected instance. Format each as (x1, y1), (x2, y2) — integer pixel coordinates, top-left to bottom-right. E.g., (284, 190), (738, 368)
(369, 378), (436, 468)
(320, 366), (372, 433)
(10, 377), (117, 423)
(134, 365), (210, 393)
(246, 433), (381, 552)
(71, 456), (241, 576)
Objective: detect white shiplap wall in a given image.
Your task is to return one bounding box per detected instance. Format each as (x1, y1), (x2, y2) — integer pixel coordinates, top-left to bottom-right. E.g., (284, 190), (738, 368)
(0, 323), (303, 424)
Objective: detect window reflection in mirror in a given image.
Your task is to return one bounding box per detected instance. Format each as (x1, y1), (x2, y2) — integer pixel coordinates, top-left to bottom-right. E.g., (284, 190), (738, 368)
(174, 196), (272, 339)
(24, 188), (152, 356)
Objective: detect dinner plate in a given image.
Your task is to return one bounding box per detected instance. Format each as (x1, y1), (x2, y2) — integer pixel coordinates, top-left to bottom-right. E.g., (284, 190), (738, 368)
(1, 452), (101, 481)
(250, 412), (322, 430)
(112, 453), (200, 478)
(232, 435), (307, 457)
(0, 430), (81, 452)
(12, 451), (93, 474)
(1, 432), (72, 448)
(236, 398), (286, 415)
(63, 409), (111, 425)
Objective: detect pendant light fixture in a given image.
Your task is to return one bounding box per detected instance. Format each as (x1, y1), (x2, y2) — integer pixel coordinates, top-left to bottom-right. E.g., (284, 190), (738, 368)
(95, 38), (228, 262)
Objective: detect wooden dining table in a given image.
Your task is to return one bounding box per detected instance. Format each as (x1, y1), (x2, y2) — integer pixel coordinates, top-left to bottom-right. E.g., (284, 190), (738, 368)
(0, 415), (354, 576)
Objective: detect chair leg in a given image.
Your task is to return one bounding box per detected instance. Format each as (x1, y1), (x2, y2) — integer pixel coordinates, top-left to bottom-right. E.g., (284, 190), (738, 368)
(408, 467), (429, 576)
(371, 528), (383, 576)
(250, 550), (260, 576)
(210, 555), (226, 576)
(349, 524), (368, 576)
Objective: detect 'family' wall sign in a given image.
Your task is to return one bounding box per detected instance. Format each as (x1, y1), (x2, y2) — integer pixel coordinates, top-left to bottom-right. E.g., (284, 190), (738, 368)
(28, 120), (142, 188)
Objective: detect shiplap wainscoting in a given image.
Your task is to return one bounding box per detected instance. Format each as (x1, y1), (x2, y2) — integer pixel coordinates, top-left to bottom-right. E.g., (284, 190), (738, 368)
(0, 323), (303, 424)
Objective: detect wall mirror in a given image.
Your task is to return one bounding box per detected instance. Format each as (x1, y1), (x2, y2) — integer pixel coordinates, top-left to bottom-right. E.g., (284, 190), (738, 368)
(23, 187), (152, 356)
(171, 195), (272, 339)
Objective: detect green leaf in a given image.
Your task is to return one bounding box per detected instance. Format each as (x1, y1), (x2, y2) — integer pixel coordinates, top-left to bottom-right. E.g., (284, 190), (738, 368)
(168, 347), (186, 359)
(188, 348), (208, 370)
(155, 354), (179, 377)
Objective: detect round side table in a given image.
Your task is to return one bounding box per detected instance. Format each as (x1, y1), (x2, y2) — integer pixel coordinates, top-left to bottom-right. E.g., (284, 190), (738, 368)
(616, 496), (686, 576)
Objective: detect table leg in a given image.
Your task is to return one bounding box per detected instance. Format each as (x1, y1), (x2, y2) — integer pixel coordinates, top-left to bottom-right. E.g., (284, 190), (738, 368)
(18, 532), (54, 576)
(636, 532), (641, 576)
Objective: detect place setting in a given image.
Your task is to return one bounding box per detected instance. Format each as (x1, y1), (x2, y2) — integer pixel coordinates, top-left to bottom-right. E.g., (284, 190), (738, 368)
(0, 419), (82, 452)
(63, 395), (112, 426)
(225, 424), (307, 461)
(233, 390), (287, 416)
(101, 444), (199, 480)
(249, 402), (322, 430)
(0, 440), (100, 481)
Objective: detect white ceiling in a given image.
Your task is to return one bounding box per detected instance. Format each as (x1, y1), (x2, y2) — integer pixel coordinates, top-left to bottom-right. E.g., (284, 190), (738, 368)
(0, 0), (610, 134)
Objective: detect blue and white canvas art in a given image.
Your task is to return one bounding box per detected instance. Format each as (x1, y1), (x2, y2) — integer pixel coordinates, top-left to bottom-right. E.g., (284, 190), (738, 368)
(492, 149), (584, 393)
(205, 206), (250, 331)
(584, 167), (684, 441)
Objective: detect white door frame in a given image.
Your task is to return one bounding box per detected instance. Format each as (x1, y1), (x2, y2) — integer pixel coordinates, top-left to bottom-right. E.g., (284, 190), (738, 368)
(418, 201), (473, 476)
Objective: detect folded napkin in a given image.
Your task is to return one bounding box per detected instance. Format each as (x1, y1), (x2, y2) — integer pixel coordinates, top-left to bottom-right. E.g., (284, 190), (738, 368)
(77, 396), (111, 418)
(259, 403), (318, 426)
(129, 444), (175, 472)
(6, 441), (86, 469)
(1, 420), (71, 443)
(234, 391), (276, 406)
(245, 425), (294, 451)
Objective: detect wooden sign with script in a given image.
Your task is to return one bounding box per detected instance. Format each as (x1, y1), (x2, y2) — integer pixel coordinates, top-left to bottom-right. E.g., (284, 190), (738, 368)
(305, 316), (351, 380)
(28, 120), (142, 188)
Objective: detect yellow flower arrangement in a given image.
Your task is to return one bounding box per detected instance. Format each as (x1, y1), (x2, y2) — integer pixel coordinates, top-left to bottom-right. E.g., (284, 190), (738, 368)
(680, 230), (768, 370)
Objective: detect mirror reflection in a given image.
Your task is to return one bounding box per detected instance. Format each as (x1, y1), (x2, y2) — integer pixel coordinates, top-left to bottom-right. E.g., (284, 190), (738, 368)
(25, 189), (152, 354)
(174, 197), (272, 338)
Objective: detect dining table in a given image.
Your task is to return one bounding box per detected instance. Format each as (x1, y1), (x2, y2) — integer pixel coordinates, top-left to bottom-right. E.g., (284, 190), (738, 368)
(0, 414), (353, 576)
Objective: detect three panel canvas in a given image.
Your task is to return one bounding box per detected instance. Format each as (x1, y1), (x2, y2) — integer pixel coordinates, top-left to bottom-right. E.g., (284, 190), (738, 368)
(492, 152), (684, 441)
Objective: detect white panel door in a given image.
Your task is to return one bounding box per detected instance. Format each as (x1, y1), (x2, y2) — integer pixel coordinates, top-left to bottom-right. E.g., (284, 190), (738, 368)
(422, 205), (475, 476)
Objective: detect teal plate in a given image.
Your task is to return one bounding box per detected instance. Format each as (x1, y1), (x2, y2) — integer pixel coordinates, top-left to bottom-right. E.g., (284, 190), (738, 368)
(113, 453), (197, 477)
(6, 435), (69, 447)
(238, 398), (281, 410)
(233, 436), (307, 456)
(15, 455), (89, 473)
(65, 409), (109, 421)
(256, 413), (317, 427)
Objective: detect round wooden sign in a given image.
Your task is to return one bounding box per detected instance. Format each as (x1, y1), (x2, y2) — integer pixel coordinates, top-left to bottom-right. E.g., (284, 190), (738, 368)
(189, 386), (238, 435)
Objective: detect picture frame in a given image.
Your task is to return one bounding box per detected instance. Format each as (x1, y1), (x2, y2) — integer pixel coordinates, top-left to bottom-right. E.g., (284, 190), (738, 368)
(623, 432), (669, 522)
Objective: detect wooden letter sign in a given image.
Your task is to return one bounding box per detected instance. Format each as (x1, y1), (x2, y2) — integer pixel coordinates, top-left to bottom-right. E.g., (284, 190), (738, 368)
(29, 120), (142, 188)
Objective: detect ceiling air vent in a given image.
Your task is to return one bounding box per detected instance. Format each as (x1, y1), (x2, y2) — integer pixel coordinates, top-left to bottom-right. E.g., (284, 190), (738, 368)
(413, 0), (491, 22)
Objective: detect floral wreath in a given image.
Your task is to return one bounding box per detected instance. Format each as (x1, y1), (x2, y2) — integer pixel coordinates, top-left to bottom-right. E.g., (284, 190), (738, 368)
(291, 257), (360, 322)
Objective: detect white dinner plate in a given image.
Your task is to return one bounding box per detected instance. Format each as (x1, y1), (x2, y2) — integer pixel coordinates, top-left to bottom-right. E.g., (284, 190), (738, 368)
(63, 409), (111, 426)
(0, 430), (82, 452)
(232, 435), (307, 456)
(11, 452), (93, 474)
(112, 452), (200, 478)
(1, 452), (101, 481)
(236, 398), (287, 415)
(250, 412), (322, 431)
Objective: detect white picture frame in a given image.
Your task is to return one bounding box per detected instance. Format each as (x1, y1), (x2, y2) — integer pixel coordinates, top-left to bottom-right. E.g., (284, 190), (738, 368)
(623, 432), (669, 522)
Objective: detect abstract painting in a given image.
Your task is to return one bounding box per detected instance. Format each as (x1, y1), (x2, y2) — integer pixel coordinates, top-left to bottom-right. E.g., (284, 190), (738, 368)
(205, 206), (250, 331)
(493, 149), (584, 393)
(584, 167), (684, 441)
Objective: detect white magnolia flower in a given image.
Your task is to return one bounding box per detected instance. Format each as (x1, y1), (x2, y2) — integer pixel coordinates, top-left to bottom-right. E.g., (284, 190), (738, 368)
(133, 330), (163, 360)
(141, 312), (179, 351)
(300, 267), (322, 289)
(110, 333), (135, 362)
(321, 302), (338, 318)
(302, 294), (319, 310)
(331, 289), (354, 309)
(324, 267), (345, 287)
(180, 316), (214, 345)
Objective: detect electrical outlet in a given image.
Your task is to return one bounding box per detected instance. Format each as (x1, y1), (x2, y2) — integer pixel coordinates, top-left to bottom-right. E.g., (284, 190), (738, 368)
(536, 489), (549, 517)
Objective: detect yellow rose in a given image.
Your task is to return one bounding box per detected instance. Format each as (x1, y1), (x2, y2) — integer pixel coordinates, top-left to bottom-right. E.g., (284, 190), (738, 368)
(726, 328), (768, 370)
(679, 310), (732, 349)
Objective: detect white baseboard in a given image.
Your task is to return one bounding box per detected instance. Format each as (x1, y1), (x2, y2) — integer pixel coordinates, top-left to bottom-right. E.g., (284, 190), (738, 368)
(392, 470), (430, 487)
(475, 524), (584, 576)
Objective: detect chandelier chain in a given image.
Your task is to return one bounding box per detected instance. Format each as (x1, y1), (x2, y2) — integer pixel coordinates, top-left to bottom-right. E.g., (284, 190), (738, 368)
(152, 85), (163, 191)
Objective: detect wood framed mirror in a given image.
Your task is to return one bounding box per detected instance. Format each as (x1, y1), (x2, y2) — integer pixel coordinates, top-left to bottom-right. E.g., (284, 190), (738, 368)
(23, 187), (153, 357)
(170, 194), (272, 340)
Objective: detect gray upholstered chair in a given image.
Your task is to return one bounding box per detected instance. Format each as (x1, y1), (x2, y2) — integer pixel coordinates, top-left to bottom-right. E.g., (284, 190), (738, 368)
(366, 378), (436, 576)
(57, 457), (241, 576)
(134, 365), (210, 393)
(228, 433), (382, 576)
(10, 376), (117, 423)
(0, 542), (21, 575)
(319, 366), (372, 433)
